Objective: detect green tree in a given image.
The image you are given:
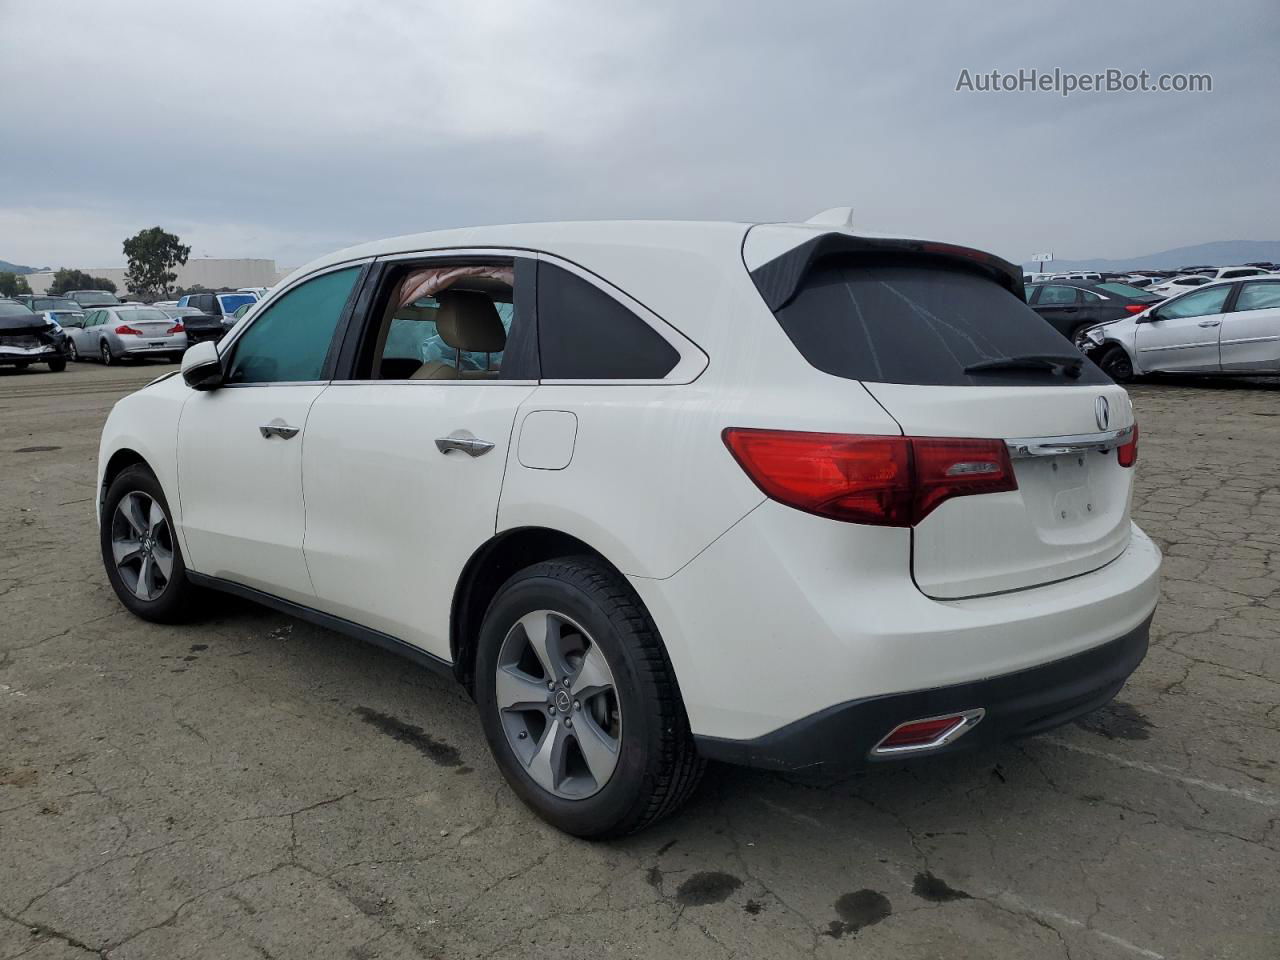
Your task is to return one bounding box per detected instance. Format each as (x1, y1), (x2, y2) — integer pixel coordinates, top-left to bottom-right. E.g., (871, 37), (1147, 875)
(122, 226), (190, 297)
(0, 272), (32, 297)
(47, 269), (118, 295)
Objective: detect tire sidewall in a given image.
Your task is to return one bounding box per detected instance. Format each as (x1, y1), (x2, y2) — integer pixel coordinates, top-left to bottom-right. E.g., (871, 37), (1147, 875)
(100, 341), (112, 365)
(475, 569), (661, 838)
(100, 465), (191, 622)
(1102, 346), (1134, 382)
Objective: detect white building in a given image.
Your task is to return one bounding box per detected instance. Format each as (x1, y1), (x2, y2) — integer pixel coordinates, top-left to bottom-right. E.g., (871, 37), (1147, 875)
(24, 258), (283, 295)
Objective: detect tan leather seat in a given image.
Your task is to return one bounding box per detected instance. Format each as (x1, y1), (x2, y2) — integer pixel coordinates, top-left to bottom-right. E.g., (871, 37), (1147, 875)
(411, 290), (507, 380)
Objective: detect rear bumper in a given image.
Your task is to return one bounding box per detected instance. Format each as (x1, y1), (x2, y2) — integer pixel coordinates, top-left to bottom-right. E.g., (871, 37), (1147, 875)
(695, 613), (1151, 772)
(120, 337), (186, 355)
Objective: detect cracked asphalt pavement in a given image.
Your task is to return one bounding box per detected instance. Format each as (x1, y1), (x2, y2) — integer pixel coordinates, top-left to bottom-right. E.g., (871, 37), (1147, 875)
(2, 362), (1278, 959)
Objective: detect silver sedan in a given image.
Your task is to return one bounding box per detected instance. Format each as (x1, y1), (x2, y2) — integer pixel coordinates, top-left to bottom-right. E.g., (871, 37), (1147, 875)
(64, 306), (189, 364)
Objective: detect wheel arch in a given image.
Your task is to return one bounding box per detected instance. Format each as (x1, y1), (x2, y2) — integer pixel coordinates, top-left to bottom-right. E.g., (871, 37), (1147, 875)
(450, 526), (631, 694)
(99, 447), (150, 518)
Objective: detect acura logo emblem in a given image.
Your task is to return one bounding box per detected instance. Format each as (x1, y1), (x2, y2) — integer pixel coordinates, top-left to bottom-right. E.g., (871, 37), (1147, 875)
(1095, 396), (1111, 431)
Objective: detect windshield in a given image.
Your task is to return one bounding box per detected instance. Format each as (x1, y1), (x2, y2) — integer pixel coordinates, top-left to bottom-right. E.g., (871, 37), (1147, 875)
(73, 291), (122, 306)
(217, 294), (257, 313)
(769, 259), (1107, 387)
(0, 301), (36, 318)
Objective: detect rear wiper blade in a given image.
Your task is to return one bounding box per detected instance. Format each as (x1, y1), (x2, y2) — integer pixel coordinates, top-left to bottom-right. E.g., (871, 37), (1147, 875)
(964, 353), (1084, 379)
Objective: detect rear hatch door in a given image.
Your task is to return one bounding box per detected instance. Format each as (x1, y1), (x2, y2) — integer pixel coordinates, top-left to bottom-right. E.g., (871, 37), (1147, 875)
(753, 235), (1136, 599)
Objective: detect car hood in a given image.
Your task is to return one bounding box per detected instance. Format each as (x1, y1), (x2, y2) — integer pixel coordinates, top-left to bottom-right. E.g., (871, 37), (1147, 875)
(0, 317), (52, 334)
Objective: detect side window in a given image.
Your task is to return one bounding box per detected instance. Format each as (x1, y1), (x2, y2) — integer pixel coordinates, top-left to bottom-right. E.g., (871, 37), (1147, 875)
(1080, 290), (1103, 302)
(536, 262), (679, 379)
(1025, 285), (1042, 304)
(1235, 282), (1280, 313)
(1037, 285), (1079, 305)
(355, 259), (532, 381)
(225, 267), (360, 384)
(1158, 285), (1231, 320)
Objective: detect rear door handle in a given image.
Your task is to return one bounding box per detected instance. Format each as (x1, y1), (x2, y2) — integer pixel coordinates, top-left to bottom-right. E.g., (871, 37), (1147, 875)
(435, 430), (495, 457)
(1197, 320), (1221, 327)
(259, 421), (300, 440)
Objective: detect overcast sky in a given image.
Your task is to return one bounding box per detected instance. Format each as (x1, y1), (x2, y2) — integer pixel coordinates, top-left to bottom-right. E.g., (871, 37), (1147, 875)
(2, 0), (1277, 269)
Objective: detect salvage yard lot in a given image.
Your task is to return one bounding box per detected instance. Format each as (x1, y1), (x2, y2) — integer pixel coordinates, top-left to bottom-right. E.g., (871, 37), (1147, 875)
(2, 362), (1277, 960)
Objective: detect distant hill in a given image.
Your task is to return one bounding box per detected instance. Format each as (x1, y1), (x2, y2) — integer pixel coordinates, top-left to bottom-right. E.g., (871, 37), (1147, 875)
(1022, 241), (1280, 273)
(0, 259), (44, 275)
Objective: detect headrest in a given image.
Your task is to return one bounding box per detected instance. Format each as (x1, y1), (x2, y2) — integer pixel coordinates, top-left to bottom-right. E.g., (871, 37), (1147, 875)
(434, 290), (506, 353)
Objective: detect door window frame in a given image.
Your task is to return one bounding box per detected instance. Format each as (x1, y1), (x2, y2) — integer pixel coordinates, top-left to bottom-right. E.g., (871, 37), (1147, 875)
(325, 247), (708, 387)
(215, 259), (372, 388)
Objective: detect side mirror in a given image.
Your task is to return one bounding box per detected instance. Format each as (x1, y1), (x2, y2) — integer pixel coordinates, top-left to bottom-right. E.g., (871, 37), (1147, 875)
(181, 340), (224, 390)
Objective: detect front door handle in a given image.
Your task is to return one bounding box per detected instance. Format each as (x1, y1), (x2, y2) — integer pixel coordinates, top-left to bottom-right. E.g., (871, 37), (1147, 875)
(259, 421), (300, 440)
(435, 430), (495, 457)
(1197, 319), (1221, 327)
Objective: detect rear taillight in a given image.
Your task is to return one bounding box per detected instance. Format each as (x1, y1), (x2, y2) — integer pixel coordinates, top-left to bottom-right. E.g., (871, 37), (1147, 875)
(168, 322), (185, 334)
(1117, 424), (1138, 468)
(1124, 304), (1146, 314)
(722, 428), (1017, 527)
(114, 324), (143, 335)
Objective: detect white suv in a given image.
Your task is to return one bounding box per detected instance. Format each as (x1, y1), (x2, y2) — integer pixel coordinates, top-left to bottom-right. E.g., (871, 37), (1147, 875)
(97, 219), (1161, 837)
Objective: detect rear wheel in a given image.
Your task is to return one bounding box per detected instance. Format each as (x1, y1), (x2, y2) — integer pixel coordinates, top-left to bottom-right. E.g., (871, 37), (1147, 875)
(101, 464), (199, 622)
(1098, 345), (1134, 382)
(67, 340), (80, 362)
(100, 341), (114, 365)
(475, 557), (703, 838)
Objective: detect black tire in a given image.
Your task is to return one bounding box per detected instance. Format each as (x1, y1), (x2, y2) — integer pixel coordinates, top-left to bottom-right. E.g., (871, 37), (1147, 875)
(100, 464), (199, 623)
(475, 556), (704, 838)
(100, 341), (114, 365)
(47, 358), (66, 372)
(1098, 345), (1134, 382)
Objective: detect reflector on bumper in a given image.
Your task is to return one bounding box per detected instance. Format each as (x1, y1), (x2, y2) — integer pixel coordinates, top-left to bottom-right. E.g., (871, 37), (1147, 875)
(870, 708), (985, 756)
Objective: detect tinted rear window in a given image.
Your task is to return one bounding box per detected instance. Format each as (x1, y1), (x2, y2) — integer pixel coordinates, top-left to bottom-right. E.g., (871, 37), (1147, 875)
(1097, 282), (1153, 299)
(772, 260), (1107, 387)
(536, 262), (679, 380)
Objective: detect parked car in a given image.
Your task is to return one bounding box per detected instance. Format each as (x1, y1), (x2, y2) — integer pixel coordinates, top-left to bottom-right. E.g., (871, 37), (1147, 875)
(15, 294), (83, 313)
(177, 291), (258, 322)
(160, 305), (227, 346)
(1026, 280), (1160, 339)
(236, 286), (269, 299)
(1147, 274), (1216, 298)
(64, 305), (187, 364)
(96, 218), (1160, 837)
(0, 300), (67, 371)
(1047, 271), (1102, 281)
(66, 289), (122, 308)
(1077, 275), (1280, 380)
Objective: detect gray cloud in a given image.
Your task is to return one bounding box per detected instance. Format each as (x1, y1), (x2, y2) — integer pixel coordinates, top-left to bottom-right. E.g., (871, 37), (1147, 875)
(2, 0), (1277, 268)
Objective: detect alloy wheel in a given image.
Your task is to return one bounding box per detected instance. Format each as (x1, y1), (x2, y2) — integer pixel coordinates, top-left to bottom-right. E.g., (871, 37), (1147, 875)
(100, 342), (112, 365)
(68, 341), (78, 361)
(110, 491), (174, 601)
(495, 609), (622, 800)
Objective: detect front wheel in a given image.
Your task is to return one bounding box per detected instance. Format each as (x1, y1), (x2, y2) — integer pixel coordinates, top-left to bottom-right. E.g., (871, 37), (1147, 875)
(1098, 345), (1134, 382)
(47, 358), (66, 372)
(100, 464), (199, 622)
(475, 557), (703, 838)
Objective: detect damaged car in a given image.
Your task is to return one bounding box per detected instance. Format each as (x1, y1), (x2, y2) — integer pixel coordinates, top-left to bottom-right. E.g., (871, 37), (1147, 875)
(0, 299), (68, 372)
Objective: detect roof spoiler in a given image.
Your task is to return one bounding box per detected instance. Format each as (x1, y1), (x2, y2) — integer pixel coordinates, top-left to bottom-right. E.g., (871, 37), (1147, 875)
(750, 233), (1026, 312)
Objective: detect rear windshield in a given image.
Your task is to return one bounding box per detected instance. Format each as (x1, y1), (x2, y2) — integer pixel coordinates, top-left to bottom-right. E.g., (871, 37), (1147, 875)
(1097, 282), (1154, 299)
(771, 259), (1108, 387)
(115, 307), (169, 322)
(74, 292), (121, 306)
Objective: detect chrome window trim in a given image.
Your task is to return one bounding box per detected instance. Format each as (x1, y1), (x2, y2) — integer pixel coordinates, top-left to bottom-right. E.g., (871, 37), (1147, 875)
(1005, 425), (1134, 459)
(324, 379), (539, 388)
